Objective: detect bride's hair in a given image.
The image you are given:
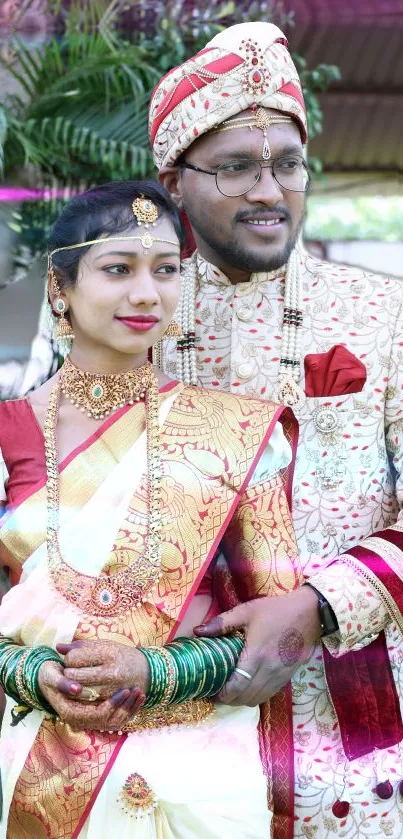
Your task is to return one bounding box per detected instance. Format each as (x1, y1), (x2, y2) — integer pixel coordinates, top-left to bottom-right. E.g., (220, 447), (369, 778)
(47, 179), (184, 289)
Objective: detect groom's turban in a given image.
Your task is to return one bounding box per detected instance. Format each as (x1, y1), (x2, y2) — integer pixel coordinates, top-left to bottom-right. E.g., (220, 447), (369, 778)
(149, 22), (307, 171)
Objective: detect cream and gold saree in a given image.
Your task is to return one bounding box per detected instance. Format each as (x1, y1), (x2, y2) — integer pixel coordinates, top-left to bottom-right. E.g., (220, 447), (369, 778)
(0, 382), (301, 839)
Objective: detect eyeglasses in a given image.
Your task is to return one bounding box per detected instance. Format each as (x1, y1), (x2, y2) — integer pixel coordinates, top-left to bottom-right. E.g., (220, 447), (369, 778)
(180, 157), (309, 197)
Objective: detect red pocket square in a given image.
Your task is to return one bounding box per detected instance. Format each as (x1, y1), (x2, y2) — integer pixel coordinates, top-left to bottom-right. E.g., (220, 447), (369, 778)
(304, 345), (367, 397)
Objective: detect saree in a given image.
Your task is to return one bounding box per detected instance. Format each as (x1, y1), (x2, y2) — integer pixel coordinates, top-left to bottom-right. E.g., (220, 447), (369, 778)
(0, 382), (301, 839)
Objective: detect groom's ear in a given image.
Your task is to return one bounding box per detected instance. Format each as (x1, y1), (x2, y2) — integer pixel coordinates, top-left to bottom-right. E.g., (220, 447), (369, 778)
(158, 166), (183, 209)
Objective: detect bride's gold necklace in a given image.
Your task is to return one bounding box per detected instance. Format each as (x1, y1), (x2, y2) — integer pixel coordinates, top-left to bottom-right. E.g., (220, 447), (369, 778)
(44, 360), (163, 617)
(60, 355), (155, 420)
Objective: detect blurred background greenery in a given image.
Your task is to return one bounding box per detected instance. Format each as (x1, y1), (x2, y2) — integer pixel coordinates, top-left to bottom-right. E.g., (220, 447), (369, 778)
(0, 0), (339, 267)
(1, 0), (402, 396)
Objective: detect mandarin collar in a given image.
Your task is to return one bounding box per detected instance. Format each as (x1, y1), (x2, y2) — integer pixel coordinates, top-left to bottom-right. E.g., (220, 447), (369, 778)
(195, 252), (286, 291)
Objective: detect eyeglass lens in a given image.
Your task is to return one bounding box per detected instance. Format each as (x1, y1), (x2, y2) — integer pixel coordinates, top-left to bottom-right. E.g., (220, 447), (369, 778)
(216, 159), (308, 196)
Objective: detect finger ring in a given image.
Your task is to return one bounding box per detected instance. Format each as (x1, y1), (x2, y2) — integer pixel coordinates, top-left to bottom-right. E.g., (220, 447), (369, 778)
(81, 687), (101, 702)
(235, 667), (252, 681)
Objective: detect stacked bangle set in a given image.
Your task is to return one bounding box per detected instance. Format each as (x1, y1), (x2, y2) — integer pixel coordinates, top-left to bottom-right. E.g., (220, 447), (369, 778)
(141, 633), (244, 709)
(0, 632), (244, 719)
(0, 635), (63, 716)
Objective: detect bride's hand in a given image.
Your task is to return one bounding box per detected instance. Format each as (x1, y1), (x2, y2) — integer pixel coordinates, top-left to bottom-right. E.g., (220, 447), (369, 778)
(38, 659), (146, 732)
(56, 640), (150, 699)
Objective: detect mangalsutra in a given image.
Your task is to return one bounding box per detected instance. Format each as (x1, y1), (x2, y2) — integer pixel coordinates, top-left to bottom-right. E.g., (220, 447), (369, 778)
(44, 364), (164, 617)
(60, 356), (155, 419)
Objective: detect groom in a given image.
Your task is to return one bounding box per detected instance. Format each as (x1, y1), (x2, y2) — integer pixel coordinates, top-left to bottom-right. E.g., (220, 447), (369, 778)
(149, 20), (403, 839)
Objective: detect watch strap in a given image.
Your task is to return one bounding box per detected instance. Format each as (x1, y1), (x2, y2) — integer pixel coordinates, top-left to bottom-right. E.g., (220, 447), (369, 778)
(303, 581), (339, 637)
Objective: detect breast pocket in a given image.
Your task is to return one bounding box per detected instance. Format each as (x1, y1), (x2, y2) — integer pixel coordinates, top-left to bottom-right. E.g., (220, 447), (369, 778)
(298, 392), (381, 493)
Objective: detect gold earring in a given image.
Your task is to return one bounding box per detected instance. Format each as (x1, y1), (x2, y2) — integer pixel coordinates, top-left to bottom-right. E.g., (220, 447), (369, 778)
(55, 302), (75, 340)
(163, 320), (183, 338)
(49, 262), (75, 341)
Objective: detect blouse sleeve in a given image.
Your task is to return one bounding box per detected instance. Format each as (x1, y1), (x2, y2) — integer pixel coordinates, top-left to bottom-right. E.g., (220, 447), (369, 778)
(0, 445), (9, 503)
(248, 420), (292, 487)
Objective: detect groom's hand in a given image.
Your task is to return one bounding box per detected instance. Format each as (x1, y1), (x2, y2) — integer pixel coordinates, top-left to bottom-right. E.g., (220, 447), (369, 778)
(194, 586), (321, 705)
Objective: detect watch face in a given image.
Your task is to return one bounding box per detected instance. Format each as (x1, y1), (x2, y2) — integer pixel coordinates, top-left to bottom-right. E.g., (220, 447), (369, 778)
(321, 603), (339, 636)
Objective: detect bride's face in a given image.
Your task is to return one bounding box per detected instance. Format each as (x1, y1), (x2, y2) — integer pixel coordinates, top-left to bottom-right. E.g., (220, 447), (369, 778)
(63, 217), (181, 362)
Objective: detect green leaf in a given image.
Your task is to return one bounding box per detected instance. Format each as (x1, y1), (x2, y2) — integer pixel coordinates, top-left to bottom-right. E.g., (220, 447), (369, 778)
(0, 106), (7, 176)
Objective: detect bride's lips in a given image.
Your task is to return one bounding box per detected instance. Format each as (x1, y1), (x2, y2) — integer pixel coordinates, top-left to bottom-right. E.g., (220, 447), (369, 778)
(115, 315), (160, 332)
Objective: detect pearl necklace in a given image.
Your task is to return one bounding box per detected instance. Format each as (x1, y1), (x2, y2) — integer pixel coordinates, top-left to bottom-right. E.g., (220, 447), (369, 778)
(174, 247), (304, 407)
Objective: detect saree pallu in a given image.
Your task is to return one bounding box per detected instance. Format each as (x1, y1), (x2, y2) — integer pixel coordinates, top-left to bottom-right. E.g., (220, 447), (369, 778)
(0, 384), (301, 839)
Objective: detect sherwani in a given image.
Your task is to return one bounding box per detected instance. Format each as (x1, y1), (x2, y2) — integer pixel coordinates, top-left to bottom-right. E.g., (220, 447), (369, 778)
(163, 249), (403, 838)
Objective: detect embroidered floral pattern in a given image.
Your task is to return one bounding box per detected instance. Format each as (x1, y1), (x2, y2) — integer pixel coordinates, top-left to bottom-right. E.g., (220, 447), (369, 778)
(163, 248), (403, 835)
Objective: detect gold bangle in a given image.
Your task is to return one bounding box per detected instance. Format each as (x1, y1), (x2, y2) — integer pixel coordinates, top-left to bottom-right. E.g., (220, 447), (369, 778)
(15, 651), (43, 710)
(157, 646), (177, 705)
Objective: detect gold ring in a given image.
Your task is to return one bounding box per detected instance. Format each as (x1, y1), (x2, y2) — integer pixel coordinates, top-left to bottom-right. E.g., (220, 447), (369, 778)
(81, 687), (101, 702)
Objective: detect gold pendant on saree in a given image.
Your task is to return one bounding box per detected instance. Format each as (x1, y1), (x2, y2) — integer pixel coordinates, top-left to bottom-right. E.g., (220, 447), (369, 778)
(119, 772), (158, 818)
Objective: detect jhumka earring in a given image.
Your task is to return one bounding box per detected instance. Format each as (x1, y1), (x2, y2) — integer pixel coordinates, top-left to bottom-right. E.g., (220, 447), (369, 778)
(48, 260), (75, 341)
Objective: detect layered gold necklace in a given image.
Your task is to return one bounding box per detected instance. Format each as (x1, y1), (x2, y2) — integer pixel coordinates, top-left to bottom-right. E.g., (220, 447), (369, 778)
(44, 359), (163, 617)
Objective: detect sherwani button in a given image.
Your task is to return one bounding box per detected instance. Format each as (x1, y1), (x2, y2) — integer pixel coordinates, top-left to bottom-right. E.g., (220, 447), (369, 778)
(236, 304), (253, 322)
(236, 362), (254, 379)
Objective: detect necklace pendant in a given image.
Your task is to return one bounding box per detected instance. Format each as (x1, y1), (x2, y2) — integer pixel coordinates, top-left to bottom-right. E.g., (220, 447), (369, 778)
(275, 374), (306, 412)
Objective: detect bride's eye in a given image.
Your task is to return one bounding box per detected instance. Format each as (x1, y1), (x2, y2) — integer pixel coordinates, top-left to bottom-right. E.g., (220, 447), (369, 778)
(156, 264), (179, 276)
(103, 264), (130, 275)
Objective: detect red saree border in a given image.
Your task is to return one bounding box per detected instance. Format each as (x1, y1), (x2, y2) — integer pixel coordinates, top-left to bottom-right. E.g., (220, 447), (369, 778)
(72, 736), (126, 839)
(278, 409), (298, 512)
(170, 403), (289, 636)
(16, 380), (180, 509)
(269, 683), (294, 839)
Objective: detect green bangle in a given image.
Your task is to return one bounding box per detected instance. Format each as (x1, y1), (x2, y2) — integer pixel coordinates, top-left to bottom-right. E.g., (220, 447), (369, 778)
(140, 647), (168, 709)
(138, 632), (245, 709)
(0, 638), (63, 715)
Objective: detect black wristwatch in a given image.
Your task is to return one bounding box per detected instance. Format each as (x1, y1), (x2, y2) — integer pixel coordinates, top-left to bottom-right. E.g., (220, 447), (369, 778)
(303, 582), (339, 637)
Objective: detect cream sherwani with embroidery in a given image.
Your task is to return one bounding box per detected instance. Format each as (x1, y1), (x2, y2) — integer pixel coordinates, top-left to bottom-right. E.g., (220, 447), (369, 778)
(163, 249), (403, 838)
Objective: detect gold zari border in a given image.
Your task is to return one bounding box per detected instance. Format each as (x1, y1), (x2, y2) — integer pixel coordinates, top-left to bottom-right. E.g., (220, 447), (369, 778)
(121, 698), (214, 732)
(341, 551), (403, 636)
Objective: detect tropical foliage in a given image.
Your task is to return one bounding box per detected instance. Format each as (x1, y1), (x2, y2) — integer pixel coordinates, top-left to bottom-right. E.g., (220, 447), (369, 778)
(0, 0), (340, 263)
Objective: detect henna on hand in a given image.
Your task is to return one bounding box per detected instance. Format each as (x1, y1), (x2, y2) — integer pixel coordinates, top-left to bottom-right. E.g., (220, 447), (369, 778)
(278, 627), (304, 666)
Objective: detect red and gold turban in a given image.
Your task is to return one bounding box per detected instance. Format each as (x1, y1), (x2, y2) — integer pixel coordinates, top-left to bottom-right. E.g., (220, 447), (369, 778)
(149, 22), (307, 170)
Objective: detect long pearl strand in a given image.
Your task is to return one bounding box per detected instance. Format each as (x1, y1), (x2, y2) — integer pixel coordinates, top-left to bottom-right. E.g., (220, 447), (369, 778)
(274, 245), (305, 408)
(177, 253), (198, 385)
(163, 247), (304, 407)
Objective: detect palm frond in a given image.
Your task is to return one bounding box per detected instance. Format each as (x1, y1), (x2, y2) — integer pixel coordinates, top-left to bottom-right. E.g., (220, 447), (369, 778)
(0, 106), (7, 176)
(9, 112), (152, 179)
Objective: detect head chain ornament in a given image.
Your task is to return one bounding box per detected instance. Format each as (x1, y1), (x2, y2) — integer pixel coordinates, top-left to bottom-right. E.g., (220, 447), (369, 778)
(49, 196), (179, 259)
(212, 108), (293, 160)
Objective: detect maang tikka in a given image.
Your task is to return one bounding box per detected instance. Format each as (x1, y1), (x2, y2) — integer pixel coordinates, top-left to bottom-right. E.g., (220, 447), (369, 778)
(132, 195), (182, 339)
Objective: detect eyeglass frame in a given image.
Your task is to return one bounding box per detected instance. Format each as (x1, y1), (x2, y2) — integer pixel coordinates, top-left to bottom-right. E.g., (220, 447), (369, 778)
(179, 156), (310, 197)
